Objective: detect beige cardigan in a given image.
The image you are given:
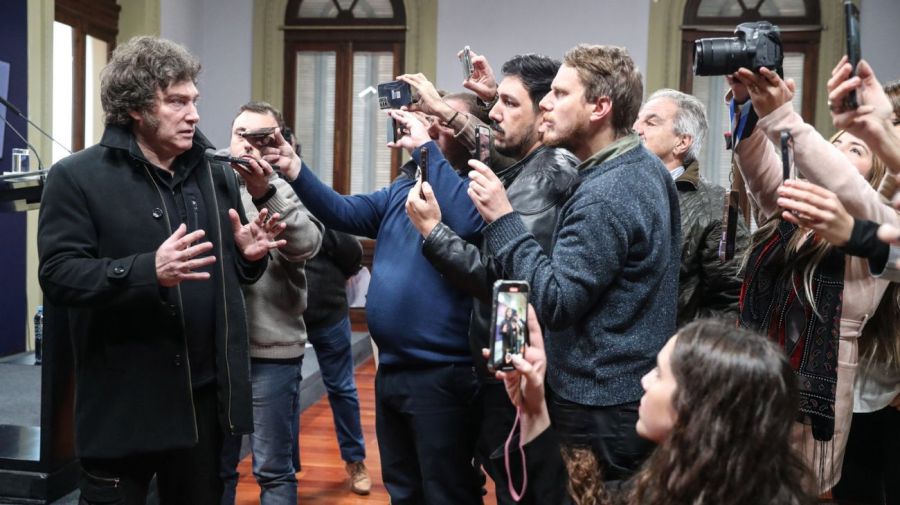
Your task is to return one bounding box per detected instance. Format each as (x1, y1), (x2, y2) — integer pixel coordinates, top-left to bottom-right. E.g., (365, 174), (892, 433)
(734, 100), (898, 493)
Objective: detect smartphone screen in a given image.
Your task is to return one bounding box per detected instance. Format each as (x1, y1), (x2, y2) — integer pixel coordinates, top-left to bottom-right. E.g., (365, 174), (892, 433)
(844, 0), (861, 109)
(488, 281), (530, 372)
(475, 125), (492, 166)
(460, 46), (474, 80)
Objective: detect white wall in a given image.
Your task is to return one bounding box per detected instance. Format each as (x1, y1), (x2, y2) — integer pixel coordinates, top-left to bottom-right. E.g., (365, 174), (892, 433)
(160, 0), (254, 148)
(861, 0), (900, 84)
(434, 0), (652, 92)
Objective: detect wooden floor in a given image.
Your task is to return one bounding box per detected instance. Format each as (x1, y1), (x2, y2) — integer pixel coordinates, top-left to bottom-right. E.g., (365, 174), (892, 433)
(234, 357), (498, 505)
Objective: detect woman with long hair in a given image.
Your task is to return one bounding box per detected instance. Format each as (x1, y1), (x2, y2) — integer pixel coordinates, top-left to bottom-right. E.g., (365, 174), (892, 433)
(776, 80), (900, 505)
(730, 63), (899, 494)
(496, 311), (813, 505)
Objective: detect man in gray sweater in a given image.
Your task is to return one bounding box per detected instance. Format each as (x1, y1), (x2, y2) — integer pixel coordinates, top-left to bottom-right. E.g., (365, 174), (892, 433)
(220, 102), (323, 505)
(467, 44), (680, 482)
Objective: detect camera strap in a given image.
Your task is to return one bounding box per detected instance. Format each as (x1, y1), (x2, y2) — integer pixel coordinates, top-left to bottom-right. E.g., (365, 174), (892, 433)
(504, 406), (528, 501)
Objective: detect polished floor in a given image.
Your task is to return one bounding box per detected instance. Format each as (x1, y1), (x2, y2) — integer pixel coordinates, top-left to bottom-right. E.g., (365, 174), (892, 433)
(233, 358), (499, 504)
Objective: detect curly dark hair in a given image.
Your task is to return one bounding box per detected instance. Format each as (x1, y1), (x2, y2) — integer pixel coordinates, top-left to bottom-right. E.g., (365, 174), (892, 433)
(628, 319), (813, 505)
(100, 36), (201, 127)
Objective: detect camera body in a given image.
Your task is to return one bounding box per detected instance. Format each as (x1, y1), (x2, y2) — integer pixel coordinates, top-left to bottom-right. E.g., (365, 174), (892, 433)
(693, 21), (783, 76)
(377, 80), (414, 109)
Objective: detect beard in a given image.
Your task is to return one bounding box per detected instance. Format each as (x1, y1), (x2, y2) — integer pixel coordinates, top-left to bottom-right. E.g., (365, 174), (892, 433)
(495, 124), (537, 159)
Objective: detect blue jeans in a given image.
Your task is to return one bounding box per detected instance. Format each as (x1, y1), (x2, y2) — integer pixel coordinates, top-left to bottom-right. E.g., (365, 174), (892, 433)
(221, 358), (303, 505)
(307, 316), (366, 463)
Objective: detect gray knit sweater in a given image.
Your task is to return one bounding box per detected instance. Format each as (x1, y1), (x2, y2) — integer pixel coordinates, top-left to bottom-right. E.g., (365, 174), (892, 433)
(240, 176), (323, 359)
(484, 135), (681, 406)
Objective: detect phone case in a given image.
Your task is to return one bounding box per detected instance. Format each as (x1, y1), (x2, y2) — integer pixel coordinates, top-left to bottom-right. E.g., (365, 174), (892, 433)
(488, 280), (530, 373)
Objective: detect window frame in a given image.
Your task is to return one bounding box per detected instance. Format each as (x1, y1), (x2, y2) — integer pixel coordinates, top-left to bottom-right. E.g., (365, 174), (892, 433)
(54, 0), (118, 152)
(283, 0), (406, 195)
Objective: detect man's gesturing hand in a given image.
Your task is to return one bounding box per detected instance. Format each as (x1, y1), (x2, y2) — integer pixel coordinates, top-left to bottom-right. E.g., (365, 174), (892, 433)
(230, 207), (287, 262)
(156, 224), (216, 287)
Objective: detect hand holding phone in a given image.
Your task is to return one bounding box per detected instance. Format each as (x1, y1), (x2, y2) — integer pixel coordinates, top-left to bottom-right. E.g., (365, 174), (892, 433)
(488, 281), (530, 373)
(460, 46), (474, 81)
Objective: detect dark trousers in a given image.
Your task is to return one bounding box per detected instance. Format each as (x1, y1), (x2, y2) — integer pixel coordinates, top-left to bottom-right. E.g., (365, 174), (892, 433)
(546, 385), (654, 483)
(78, 384), (223, 505)
(832, 406), (900, 505)
(375, 363), (483, 505)
(475, 381), (518, 505)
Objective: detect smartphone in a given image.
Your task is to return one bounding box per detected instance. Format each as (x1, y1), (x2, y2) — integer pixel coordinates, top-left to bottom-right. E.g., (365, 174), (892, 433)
(844, 0), (861, 109)
(474, 124), (492, 166)
(460, 46), (474, 80)
(488, 280), (530, 373)
(418, 146), (429, 198)
(241, 126), (277, 139)
(387, 116), (401, 143)
(377, 80), (414, 109)
(780, 130), (794, 181)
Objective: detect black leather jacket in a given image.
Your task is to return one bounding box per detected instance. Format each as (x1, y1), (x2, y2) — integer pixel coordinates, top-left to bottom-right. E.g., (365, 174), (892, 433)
(674, 160), (749, 327)
(422, 145), (578, 377)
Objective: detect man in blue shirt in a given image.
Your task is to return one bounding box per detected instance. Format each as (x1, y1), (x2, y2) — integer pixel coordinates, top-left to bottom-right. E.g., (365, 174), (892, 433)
(271, 111), (485, 504)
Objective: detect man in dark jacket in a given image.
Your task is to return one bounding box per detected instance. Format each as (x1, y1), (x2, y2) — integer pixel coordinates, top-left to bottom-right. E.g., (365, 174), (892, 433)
(466, 44), (680, 483)
(633, 89), (749, 327)
(404, 53), (577, 504)
(37, 36), (284, 504)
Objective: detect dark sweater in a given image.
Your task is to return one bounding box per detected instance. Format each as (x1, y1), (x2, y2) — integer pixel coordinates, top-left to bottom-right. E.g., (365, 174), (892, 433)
(289, 141), (484, 365)
(304, 228), (362, 331)
(484, 137), (681, 406)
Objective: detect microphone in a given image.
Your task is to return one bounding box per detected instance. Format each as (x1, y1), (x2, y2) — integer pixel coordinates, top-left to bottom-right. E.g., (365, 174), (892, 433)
(204, 148), (252, 168)
(0, 95), (72, 157)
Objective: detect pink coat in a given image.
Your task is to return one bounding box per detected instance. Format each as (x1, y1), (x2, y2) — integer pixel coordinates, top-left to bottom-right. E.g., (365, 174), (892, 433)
(735, 100), (898, 493)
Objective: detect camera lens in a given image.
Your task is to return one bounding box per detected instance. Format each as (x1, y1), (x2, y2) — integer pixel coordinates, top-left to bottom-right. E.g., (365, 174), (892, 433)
(693, 37), (753, 76)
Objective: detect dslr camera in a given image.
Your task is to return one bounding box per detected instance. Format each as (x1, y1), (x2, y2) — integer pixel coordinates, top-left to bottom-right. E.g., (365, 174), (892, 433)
(693, 21), (783, 76)
(377, 80), (414, 110)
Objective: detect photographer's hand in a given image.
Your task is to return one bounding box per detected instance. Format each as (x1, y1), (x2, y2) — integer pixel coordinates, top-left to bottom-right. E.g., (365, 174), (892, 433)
(398, 73), (460, 127)
(260, 128), (303, 182)
(828, 58), (896, 148)
(386, 109), (432, 154)
(726, 74), (750, 104)
(776, 179), (853, 247)
(461, 49), (498, 103)
(467, 159), (513, 223)
(734, 67), (795, 117)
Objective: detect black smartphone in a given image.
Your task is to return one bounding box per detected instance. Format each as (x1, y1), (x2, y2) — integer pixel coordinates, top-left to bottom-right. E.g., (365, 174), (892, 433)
(377, 80), (414, 110)
(460, 46), (474, 80)
(474, 124), (492, 166)
(488, 280), (530, 373)
(387, 116), (401, 143)
(780, 130), (794, 181)
(418, 146), (428, 198)
(844, 0), (861, 109)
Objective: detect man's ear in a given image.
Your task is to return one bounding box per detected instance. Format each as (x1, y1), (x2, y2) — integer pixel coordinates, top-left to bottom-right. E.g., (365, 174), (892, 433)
(674, 134), (693, 159)
(128, 110), (143, 125)
(589, 96), (613, 124)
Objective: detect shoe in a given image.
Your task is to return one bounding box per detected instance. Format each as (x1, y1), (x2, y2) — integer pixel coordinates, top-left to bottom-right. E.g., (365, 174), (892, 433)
(346, 460), (371, 495)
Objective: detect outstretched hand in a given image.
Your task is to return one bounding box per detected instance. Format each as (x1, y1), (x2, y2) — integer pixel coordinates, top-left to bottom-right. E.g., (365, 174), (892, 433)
(155, 224), (216, 287)
(732, 67), (796, 117)
(827, 57), (894, 143)
(460, 48), (497, 102)
(386, 109), (432, 154)
(776, 179), (854, 247)
(230, 207), (287, 262)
